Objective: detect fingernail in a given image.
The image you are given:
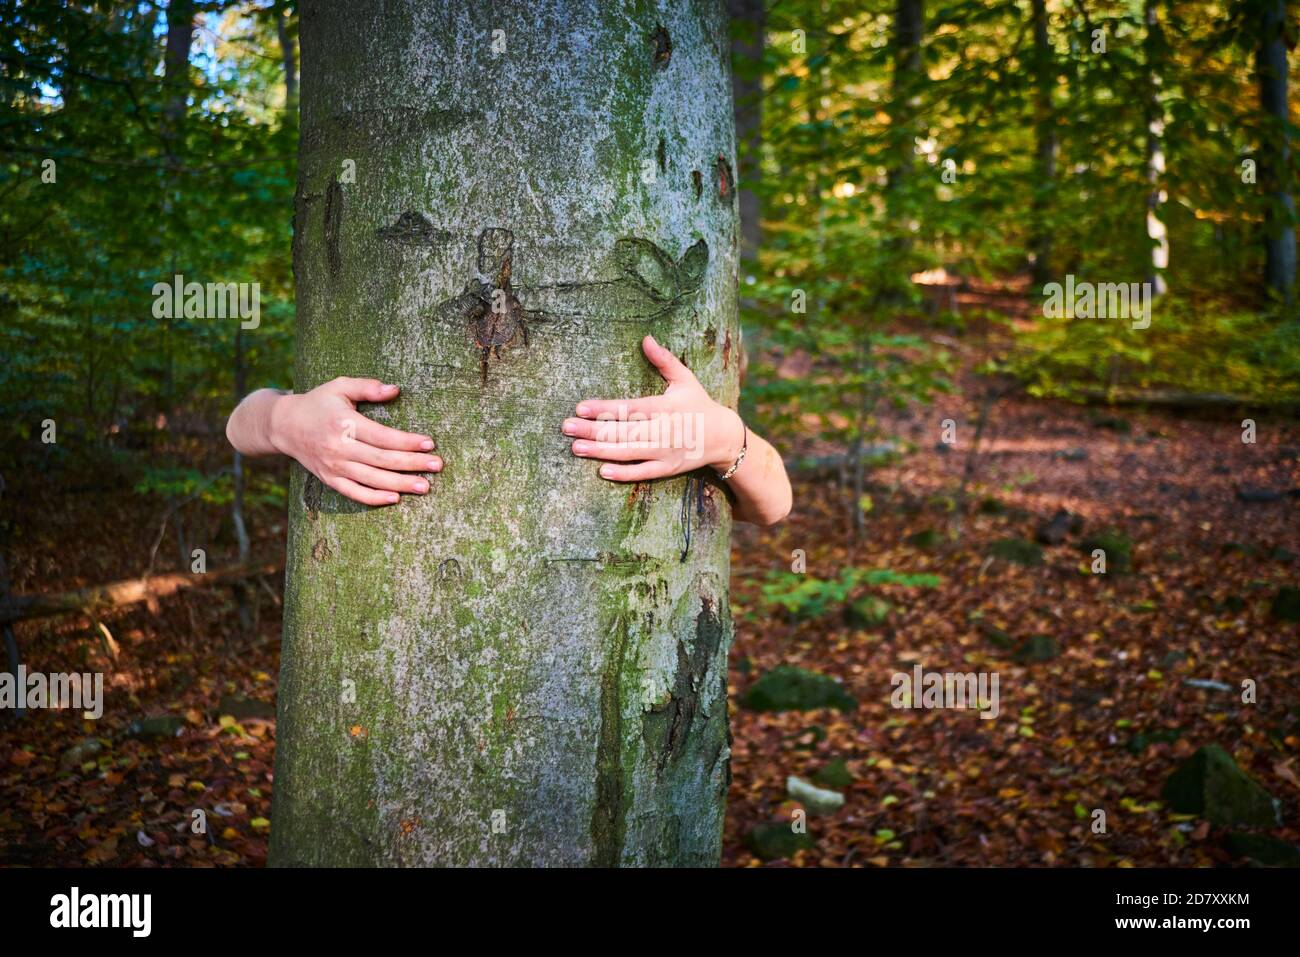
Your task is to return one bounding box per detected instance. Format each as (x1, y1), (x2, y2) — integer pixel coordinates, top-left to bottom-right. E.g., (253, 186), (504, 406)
(572, 441), (588, 455)
(576, 403), (591, 417)
(419, 439), (434, 450)
(386, 493), (400, 504)
(562, 420), (578, 436)
(412, 480), (428, 493)
(427, 459), (441, 471)
(599, 465), (612, 478)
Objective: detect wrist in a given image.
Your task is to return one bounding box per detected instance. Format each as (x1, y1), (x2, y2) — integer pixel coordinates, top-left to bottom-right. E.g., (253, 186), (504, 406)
(266, 391), (298, 456)
(706, 406), (745, 472)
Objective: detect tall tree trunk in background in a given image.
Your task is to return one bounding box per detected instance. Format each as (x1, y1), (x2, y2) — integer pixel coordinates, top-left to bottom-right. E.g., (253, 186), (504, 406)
(1029, 0), (1056, 287)
(270, 0), (739, 867)
(727, 0), (764, 267)
(886, 0), (924, 255)
(231, 329), (252, 638)
(1144, 0), (1168, 297)
(160, 0), (194, 552)
(161, 0), (193, 176)
(275, 1), (297, 110)
(1257, 0), (1296, 304)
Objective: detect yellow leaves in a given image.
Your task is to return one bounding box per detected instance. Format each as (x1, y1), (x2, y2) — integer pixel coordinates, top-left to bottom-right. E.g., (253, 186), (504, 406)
(187, 780), (206, 792)
(218, 715), (247, 735)
(250, 817), (270, 830)
(222, 827), (240, 841)
(349, 725), (368, 738)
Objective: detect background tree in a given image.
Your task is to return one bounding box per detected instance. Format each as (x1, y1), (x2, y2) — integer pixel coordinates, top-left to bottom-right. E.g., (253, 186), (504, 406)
(1255, 0), (1296, 302)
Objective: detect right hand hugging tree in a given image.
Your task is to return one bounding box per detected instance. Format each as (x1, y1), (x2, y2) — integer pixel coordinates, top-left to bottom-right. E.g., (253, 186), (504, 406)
(225, 377), (441, 507)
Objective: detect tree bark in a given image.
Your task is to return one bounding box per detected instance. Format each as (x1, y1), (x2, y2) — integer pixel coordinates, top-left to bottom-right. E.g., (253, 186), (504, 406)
(887, 0), (924, 207)
(727, 0), (764, 264)
(270, 0), (740, 867)
(1144, 0), (1168, 297)
(275, 0), (298, 110)
(1029, 0), (1056, 287)
(1257, 0), (1296, 303)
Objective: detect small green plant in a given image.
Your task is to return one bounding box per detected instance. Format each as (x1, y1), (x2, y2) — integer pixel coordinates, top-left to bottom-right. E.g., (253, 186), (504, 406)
(762, 567), (942, 621)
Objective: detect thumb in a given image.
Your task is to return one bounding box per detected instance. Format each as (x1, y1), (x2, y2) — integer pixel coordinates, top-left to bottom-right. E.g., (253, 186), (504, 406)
(328, 376), (400, 404)
(643, 335), (694, 387)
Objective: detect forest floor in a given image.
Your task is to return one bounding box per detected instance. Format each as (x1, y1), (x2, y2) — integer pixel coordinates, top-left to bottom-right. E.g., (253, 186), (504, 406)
(2, 292), (1298, 867)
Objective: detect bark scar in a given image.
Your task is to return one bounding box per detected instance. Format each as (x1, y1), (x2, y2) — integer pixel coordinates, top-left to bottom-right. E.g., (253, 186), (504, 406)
(376, 211), (452, 247)
(324, 180), (343, 277)
(425, 231), (709, 384)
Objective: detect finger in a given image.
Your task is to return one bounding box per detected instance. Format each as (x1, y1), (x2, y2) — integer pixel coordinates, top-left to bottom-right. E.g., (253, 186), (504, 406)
(348, 442), (443, 474)
(352, 415), (436, 451)
(326, 475), (401, 507)
(573, 396), (665, 420)
(327, 376), (401, 404)
(571, 440), (664, 463)
(563, 417), (660, 443)
(597, 460), (676, 483)
(643, 335), (695, 386)
(338, 461), (431, 495)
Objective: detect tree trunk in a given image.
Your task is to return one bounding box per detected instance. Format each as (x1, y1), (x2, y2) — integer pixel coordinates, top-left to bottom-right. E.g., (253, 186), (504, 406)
(1144, 0), (1168, 297)
(270, 0), (740, 867)
(275, 0), (297, 110)
(1257, 0), (1296, 303)
(727, 0), (764, 265)
(881, 0), (924, 296)
(1029, 0), (1056, 287)
(887, 0), (924, 209)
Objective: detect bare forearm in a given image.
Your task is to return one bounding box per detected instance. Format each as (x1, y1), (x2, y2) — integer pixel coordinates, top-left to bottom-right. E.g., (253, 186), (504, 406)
(711, 418), (792, 526)
(226, 388), (289, 457)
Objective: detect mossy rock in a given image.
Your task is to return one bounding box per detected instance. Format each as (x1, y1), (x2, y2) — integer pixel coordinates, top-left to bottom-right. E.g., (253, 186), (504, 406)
(1080, 530), (1133, 572)
(1219, 594), (1246, 614)
(745, 822), (814, 861)
(1126, 728), (1183, 755)
(124, 715), (185, 741)
(812, 757), (855, 790)
(987, 538), (1043, 566)
(981, 623), (1015, 650)
(744, 666), (857, 713)
(1271, 586), (1300, 622)
(906, 528), (942, 550)
(1161, 745), (1280, 827)
(1223, 833), (1300, 867)
(1013, 634), (1060, 663)
(845, 595), (893, 628)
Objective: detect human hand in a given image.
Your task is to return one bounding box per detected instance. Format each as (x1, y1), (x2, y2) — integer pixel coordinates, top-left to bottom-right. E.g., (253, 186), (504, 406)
(563, 335), (743, 482)
(269, 377), (441, 506)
